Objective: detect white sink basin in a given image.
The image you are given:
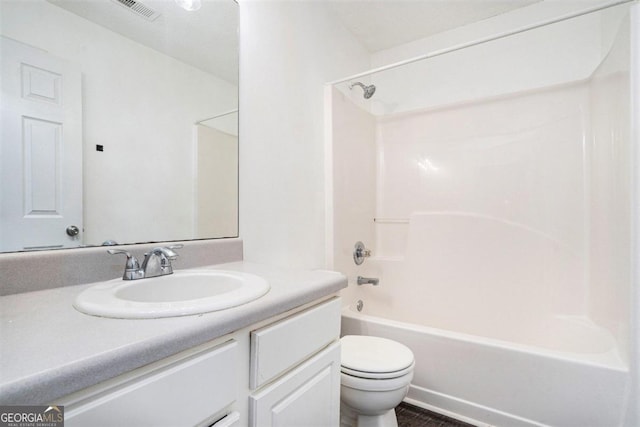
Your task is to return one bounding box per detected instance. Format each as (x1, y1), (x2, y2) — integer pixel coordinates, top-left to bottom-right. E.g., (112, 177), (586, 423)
(73, 270), (270, 319)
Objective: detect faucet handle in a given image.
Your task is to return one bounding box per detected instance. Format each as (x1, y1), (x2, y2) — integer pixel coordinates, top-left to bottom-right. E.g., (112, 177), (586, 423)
(164, 244), (183, 259)
(148, 245), (181, 261)
(353, 241), (372, 265)
(107, 249), (140, 269)
(107, 249), (143, 280)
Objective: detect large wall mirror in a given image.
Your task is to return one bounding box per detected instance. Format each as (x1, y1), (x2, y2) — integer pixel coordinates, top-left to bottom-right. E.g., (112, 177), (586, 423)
(0, 0), (238, 253)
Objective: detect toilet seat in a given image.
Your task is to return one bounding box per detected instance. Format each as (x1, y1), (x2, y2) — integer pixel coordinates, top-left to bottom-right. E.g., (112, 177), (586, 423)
(341, 368), (414, 392)
(341, 362), (414, 380)
(340, 335), (414, 378)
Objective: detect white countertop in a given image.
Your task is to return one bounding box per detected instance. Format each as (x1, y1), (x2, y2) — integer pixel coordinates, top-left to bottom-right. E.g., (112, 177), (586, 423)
(0, 261), (346, 404)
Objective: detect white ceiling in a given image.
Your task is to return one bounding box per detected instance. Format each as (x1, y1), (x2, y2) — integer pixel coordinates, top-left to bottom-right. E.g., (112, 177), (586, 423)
(47, 0), (239, 85)
(47, 0), (543, 83)
(327, 0), (542, 53)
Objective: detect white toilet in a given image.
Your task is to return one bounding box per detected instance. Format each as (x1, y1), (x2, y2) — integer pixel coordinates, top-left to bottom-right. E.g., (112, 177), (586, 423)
(340, 335), (415, 427)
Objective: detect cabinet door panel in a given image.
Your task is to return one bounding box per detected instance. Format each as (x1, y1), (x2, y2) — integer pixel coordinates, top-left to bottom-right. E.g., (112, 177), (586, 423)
(250, 342), (340, 427)
(250, 297), (341, 389)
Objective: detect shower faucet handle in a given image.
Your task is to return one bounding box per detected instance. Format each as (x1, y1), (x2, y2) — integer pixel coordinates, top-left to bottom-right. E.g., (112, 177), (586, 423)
(353, 241), (372, 265)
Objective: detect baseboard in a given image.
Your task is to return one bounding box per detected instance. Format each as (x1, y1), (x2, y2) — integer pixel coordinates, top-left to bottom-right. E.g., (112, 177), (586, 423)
(405, 385), (551, 427)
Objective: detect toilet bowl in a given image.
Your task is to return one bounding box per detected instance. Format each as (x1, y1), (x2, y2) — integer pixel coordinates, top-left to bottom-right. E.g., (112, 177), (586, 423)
(340, 335), (415, 427)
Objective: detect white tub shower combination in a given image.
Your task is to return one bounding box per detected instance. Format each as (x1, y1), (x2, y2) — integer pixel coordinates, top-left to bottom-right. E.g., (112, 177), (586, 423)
(329, 4), (637, 427)
(340, 211), (629, 426)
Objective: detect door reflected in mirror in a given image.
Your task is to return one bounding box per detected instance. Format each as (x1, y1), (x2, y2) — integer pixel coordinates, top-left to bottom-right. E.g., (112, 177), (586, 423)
(0, 0), (239, 253)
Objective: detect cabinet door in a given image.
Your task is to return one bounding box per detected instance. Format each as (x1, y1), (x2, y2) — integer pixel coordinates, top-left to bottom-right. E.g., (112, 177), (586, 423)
(250, 342), (340, 427)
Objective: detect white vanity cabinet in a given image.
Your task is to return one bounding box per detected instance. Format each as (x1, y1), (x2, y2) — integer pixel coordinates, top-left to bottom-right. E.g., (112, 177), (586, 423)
(248, 297), (342, 427)
(55, 296), (342, 427)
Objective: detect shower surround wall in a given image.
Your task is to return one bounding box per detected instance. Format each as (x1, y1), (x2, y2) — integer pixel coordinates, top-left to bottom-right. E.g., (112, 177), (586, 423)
(331, 7), (632, 426)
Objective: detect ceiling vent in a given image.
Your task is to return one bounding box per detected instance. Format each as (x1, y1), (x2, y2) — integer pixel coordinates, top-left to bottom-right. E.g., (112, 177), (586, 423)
(111, 0), (161, 21)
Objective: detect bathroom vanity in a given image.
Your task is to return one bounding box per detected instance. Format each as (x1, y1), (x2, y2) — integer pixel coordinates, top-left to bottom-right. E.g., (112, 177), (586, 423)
(0, 254), (346, 427)
(61, 297), (342, 426)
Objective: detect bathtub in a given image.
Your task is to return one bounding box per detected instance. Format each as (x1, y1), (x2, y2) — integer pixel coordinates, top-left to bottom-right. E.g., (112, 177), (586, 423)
(341, 302), (629, 427)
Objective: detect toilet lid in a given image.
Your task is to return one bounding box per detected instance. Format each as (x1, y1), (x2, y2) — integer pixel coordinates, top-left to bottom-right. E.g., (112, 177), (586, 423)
(341, 335), (414, 374)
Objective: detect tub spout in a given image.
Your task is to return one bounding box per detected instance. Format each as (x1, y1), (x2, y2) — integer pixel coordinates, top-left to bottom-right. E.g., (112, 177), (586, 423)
(357, 276), (379, 286)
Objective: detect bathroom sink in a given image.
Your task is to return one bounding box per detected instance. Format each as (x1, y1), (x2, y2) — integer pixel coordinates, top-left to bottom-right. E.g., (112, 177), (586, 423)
(73, 270), (270, 319)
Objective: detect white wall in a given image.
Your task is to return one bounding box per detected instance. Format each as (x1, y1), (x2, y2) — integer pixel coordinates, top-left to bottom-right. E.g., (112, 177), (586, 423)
(625, 4), (640, 426)
(371, 0), (618, 68)
(196, 125), (238, 239)
(1, 0), (237, 246)
(331, 0), (633, 337)
(588, 14), (632, 362)
(330, 87), (377, 302)
(366, 4), (609, 117)
(238, 0), (370, 269)
(364, 0), (634, 355)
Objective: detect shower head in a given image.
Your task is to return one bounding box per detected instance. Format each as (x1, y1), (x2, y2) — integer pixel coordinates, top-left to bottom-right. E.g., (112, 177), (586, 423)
(349, 82), (376, 99)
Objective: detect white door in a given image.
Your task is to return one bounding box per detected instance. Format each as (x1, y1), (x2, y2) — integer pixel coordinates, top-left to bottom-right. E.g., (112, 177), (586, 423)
(1, 37), (82, 251)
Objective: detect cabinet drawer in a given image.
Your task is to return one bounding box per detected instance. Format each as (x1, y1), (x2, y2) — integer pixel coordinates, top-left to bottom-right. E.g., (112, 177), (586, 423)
(64, 340), (238, 427)
(250, 297), (341, 389)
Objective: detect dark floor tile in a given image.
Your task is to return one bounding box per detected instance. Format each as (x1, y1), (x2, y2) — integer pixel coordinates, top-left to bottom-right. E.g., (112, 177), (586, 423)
(396, 402), (476, 427)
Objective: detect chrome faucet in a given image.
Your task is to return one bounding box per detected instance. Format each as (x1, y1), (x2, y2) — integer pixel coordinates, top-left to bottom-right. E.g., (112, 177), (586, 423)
(108, 244), (183, 280)
(357, 276), (379, 286)
(141, 246), (181, 278)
